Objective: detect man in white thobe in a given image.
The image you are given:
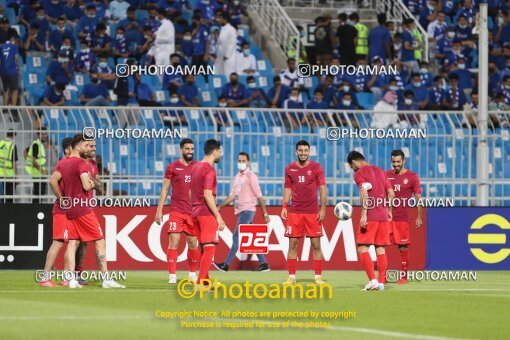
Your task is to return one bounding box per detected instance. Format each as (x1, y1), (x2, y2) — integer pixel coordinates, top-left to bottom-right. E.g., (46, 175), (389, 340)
(215, 12), (237, 76)
(149, 8), (175, 66)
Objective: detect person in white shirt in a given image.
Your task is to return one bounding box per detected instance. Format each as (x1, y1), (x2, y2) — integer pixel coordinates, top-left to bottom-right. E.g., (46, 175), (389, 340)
(371, 91), (399, 129)
(279, 57), (304, 89)
(236, 42), (257, 75)
(109, 0), (130, 21)
(215, 11), (237, 76)
(148, 8), (175, 66)
(427, 10), (447, 41)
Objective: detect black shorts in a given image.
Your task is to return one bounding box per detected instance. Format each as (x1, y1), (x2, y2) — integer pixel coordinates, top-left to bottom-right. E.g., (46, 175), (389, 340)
(2, 75), (19, 91)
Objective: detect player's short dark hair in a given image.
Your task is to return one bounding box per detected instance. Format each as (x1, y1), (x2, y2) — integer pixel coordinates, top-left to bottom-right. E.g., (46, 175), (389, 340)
(61, 137), (72, 152)
(391, 149), (406, 159)
(179, 138), (194, 149)
(347, 151), (365, 164)
(295, 140), (310, 150)
(238, 152), (250, 161)
(204, 139), (221, 156)
(71, 133), (86, 148)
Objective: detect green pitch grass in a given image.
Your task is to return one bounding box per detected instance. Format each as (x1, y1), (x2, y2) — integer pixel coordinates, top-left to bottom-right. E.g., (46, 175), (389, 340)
(0, 271), (509, 340)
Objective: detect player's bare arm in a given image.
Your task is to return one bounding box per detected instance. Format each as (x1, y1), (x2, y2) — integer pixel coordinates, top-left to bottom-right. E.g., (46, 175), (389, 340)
(359, 188), (368, 228)
(415, 193), (423, 228)
(80, 173), (95, 191)
(281, 188), (291, 220)
(257, 196), (271, 224)
(386, 188), (395, 221)
(204, 189), (225, 231)
(318, 185), (327, 222)
(90, 174), (103, 195)
(155, 178), (171, 225)
(49, 171), (62, 199)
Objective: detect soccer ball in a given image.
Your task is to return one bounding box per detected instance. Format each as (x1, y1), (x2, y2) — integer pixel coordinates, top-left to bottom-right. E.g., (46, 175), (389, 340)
(334, 202), (353, 220)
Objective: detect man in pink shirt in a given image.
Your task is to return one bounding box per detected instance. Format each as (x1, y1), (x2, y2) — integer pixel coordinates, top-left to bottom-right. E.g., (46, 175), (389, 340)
(214, 152), (271, 272)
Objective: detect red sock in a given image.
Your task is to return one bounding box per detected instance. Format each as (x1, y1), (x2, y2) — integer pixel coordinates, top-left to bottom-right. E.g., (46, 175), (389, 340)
(198, 246), (215, 282)
(377, 253), (388, 283)
(76, 265), (83, 274)
(400, 249), (409, 279)
(167, 249), (178, 275)
(313, 259), (323, 276)
(188, 247), (200, 273)
(359, 252), (376, 281)
(287, 258), (297, 276)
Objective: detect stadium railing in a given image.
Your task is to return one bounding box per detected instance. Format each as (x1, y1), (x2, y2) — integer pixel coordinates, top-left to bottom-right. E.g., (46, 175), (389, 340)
(0, 106), (508, 206)
(279, 0), (361, 9)
(249, 0), (300, 62)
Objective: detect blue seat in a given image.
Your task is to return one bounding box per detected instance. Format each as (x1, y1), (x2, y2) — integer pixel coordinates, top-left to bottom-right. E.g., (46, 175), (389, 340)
(356, 92), (375, 109)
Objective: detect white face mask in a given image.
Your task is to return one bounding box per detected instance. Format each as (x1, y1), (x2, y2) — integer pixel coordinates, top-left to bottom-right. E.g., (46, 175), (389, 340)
(389, 85), (399, 91)
(170, 97), (179, 103)
(237, 162), (247, 171)
(219, 102), (227, 107)
(457, 63), (466, 69)
(290, 96), (298, 102)
(404, 98), (413, 105)
(342, 85), (350, 92)
(447, 32), (455, 38)
(248, 82), (256, 88)
(342, 100), (351, 106)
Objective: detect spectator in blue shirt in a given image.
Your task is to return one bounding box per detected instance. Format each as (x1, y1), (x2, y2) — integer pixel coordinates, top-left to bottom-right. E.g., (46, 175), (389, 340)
(405, 73), (429, 109)
(76, 5), (99, 41)
(180, 28), (193, 62)
(335, 79), (360, 108)
(63, 0), (83, 26)
(333, 92), (359, 128)
(401, 18), (419, 73)
(97, 56), (116, 89)
(495, 75), (510, 104)
(22, 23), (45, 52)
(385, 77), (404, 101)
(33, 6), (50, 36)
(113, 26), (130, 61)
(267, 75), (290, 108)
(177, 74), (199, 107)
(80, 70), (111, 106)
(246, 75), (269, 108)
(368, 13), (392, 63)
(428, 76), (449, 110)
(454, 0), (476, 25)
(46, 50), (74, 85)
(90, 23), (111, 58)
(282, 87), (305, 130)
(191, 14), (210, 70)
(334, 92), (356, 110)
(307, 89), (328, 110)
(41, 83), (66, 106)
(397, 90), (421, 127)
(117, 6), (142, 45)
(135, 78), (161, 107)
(229, 0), (243, 27)
(449, 57), (473, 92)
(418, 61), (434, 88)
(20, 0), (39, 30)
(445, 40), (465, 70)
(435, 27), (455, 64)
(161, 92), (187, 128)
(446, 73), (467, 110)
(221, 72), (250, 107)
(0, 33), (20, 106)
(162, 53), (183, 93)
(157, 0), (182, 16)
(314, 75), (336, 106)
(498, 10), (510, 44)
(143, 7), (161, 32)
(196, 0), (219, 25)
(49, 17), (73, 55)
(418, 0), (438, 31)
(136, 25), (154, 59)
(366, 56), (390, 100)
(454, 15), (473, 41)
(45, 0), (64, 24)
(75, 39), (96, 74)
(58, 36), (74, 62)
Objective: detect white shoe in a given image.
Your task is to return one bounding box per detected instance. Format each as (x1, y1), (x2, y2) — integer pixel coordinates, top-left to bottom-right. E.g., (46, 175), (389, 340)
(378, 283), (385, 291)
(188, 272), (197, 281)
(169, 275), (177, 284)
(68, 280), (82, 289)
(102, 280), (126, 289)
(363, 279), (380, 291)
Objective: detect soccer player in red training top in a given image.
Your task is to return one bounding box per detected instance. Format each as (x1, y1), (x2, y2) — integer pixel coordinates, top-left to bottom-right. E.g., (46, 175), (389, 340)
(155, 138), (200, 284)
(386, 149), (422, 284)
(72, 138), (103, 285)
(190, 139), (225, 284)
(39, 137), (73, 287)
(347, 151), (395, 291)
(59, 134), (124, 289)
(281, 140), (327, 285)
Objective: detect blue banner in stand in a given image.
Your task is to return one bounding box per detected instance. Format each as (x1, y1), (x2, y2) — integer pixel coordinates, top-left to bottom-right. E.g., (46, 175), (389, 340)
(427, 207), (510, 270)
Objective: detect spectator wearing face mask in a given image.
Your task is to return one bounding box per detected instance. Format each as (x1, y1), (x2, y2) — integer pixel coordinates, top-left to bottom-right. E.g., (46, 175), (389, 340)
(444, 40), (465, 71)
(113, 26), (130, 62)
(76, 5), (99, 42)
(75, 39), (96, 74)
(435, 27), (455, 65)
(282, 87), (304, 130)
(221, 72), (250, 107)
(246, 76), (269, 108)
(397, 90), (421, 128)
(268, 75), (290, 108)
(91, 23), (112, 58)
(229, 0), (244, 27)
(80, 70), (111, 106)
(161, 92), (187, 128)
(235, 42), (257, 75)
(41, 83), (66, 106)
(334, 92), (356, 110)
(428, 76), (449, 110)
(46, 50), (74, 85)
(446, 73), (467, 110)
(454, 0), (476, 25)
(96, 56), (116, 89)
(454, 15), (473, 41)
(49, 16), (73, 54)
(405, 73), (429, 110)
(418, 61), (433, 88)
(384, 77), (404, 102)
(334, 80), (360, 108)
(449, 57), (474, 95)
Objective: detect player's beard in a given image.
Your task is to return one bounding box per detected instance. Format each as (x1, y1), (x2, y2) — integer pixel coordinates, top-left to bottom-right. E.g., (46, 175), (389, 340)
(214, 155), (221, 164)
(298, 155), (308, 165)
(393, 166), (402, 174)
(183, 153), (193, 162)
(79, 150), (88, 159)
